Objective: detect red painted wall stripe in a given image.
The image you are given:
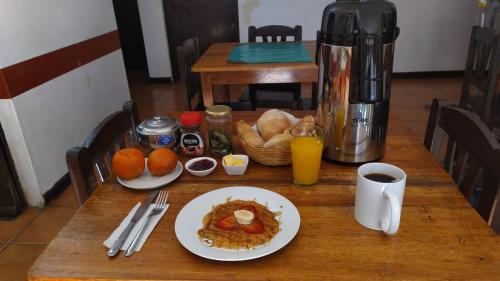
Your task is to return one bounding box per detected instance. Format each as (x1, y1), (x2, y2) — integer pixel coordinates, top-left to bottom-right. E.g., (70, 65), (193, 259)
(0, 30), (121, 99)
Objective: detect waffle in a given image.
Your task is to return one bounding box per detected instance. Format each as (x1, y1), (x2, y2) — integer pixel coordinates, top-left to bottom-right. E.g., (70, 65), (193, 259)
(197, 199), (280, 249)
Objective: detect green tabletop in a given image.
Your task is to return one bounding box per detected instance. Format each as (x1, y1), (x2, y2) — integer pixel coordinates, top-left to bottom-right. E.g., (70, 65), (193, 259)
(228, 42), (312, 64)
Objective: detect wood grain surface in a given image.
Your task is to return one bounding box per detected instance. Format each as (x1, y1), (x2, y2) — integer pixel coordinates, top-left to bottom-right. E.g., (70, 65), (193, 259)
(28, 112), (500, 281)
(191, 42), (318, 107)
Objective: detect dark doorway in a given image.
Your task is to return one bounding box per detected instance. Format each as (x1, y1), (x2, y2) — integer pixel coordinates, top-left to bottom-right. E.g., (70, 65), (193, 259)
(112, 0), (148, 70)
(0, 123), (25, 219)
(163, 0), (239, 80)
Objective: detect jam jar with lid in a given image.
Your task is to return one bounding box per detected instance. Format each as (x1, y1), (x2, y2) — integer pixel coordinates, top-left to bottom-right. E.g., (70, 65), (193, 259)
(136, 116), (181, 153)
(206, 105), (232, 156)
(179, 112), (204, 157)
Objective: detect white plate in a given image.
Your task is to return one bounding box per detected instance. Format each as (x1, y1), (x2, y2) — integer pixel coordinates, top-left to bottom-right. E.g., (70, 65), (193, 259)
(175, 186), (300, 261)
(117, 160), (183, 190)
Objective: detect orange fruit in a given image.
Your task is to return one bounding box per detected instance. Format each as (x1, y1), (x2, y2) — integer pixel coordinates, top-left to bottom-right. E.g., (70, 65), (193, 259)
(112, 148), (145, 179)
(147, 148), (178, 176)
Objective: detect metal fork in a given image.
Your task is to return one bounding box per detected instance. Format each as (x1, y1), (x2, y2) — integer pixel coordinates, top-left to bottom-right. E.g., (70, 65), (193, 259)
(125, 190), (169, 256)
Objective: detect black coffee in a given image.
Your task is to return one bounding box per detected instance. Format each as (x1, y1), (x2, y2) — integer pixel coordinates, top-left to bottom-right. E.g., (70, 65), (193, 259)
(364, 173), (397, 183)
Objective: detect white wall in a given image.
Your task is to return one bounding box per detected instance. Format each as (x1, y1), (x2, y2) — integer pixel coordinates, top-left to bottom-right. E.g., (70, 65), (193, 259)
(137, 0), (173, 78)
(12, 53), (130, 195)
(394, 0), (478, 72)
(0, 0), (117, 67)
(238, 0), (480, 72)
(0, 0), (130, 206)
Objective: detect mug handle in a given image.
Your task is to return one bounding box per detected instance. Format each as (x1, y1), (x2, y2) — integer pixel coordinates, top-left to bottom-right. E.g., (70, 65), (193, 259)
(380, 188), (401, 235)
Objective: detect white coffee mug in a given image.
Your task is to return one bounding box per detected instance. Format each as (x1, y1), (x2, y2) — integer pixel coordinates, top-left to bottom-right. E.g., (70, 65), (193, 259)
(354, 163), (406, 235)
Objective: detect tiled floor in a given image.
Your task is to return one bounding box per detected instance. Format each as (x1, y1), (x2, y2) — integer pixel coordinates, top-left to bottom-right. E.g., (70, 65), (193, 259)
(0, 70), (462, 281)
(391, 78), (462, 139)
(0, 187), (78, 281)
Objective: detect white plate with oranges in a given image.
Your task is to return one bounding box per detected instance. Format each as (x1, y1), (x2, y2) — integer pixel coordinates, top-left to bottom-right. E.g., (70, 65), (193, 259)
(113, 148), (183, 190)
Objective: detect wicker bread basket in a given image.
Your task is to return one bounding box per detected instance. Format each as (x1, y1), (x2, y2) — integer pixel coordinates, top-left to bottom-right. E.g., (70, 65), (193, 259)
(240, 137), (291, 166)
(239, 112), (300, 166)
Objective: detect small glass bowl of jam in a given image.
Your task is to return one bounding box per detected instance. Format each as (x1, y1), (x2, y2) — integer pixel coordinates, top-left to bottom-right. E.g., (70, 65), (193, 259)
(184, 157), (217, 177)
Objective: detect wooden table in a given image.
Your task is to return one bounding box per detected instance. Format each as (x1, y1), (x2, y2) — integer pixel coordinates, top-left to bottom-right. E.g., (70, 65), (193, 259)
(29, 111), (500, 281)
(191, 42), (318, 107)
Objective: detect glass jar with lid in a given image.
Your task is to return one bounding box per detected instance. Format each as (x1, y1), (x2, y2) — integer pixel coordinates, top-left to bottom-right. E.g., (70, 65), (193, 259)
(179, 112), (204, 157)
(205, 105), (232, 156)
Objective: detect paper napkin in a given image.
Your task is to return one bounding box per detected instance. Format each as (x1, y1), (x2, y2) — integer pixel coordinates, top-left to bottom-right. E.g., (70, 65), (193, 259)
(103, 202), (169, 252)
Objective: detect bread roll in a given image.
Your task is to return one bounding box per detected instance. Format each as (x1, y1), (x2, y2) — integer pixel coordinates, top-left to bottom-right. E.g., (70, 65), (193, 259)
(263, 133), (291, 149)
(299, 115), (315, 127)
(236, 120), (265, 147)
(257, 109), (292, 141)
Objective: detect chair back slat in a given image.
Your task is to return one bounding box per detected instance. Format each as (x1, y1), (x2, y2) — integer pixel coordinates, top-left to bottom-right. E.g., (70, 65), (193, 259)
(103, 151), (113, 175)
(114, 140), (123, 153)
(425, 99), (449, 158)
(424, 99), (500, 233)
(490, 191), (500, 232)
(177, 37), (203, 111)
(94, 160), (107, 183)
(478, 173), (500, 222)
(451, 146), (468, 184)
(66, 101), (139, 206)
(442, 138), (456, 174)
(482, 38), (500, 122)
(458, 156), (481, 199)
(122, 129), (136, 149)
(249, 25), (302, 43)
(470, 27), (495, 78)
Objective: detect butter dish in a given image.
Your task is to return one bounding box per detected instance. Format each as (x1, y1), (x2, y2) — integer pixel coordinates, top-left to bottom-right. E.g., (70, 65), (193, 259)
(222, 154), (249, 176)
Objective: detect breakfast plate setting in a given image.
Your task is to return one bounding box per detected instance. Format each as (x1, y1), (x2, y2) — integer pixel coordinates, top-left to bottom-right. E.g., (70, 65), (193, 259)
(174, 186), (301, 261)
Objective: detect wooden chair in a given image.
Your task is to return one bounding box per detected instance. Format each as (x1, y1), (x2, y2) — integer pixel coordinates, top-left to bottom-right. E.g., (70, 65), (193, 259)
(424, 98), (449, 159)
(242, 25), (303, 110)
(492, 190), (500, 232)
(460, 26), (500, 131)
(177, 37), (252, 111)
(66, 101), (139, 206)
(248, 25), (302, 43)
(425, 98), (500, 233)
(177, 37), (204, 111)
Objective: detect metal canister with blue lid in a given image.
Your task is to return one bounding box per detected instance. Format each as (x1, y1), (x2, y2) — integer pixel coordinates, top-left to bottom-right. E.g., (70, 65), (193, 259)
(136, 116), (181, 153)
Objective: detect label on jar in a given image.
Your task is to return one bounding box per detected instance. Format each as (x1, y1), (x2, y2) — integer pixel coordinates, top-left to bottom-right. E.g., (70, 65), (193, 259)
(180, 133), (204, 156)
(159, 135), (174, 146)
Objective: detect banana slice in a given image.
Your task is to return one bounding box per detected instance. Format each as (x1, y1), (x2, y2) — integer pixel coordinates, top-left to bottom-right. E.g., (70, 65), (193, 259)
(234, 209), (254, 225)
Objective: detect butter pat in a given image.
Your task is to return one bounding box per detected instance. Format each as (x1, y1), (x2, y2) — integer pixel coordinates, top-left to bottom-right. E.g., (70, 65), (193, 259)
(223, 154), (245, 166)
(222, 154), (249, 176)
(234, 209), (254, 225)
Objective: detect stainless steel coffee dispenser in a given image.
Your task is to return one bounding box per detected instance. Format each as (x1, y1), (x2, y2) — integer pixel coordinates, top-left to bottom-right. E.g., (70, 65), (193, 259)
(316, 0), (399, 163)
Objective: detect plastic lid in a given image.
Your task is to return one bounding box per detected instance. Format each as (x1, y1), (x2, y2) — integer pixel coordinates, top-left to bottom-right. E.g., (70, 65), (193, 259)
(180, 112), (203, 127)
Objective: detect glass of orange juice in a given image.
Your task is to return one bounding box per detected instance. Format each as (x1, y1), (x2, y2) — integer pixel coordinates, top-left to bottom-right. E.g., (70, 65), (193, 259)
(290, 125), (325, 186)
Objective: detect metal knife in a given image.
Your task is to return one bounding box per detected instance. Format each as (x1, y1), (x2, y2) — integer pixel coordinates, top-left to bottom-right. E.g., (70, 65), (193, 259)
(107, 189), (160, 257)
